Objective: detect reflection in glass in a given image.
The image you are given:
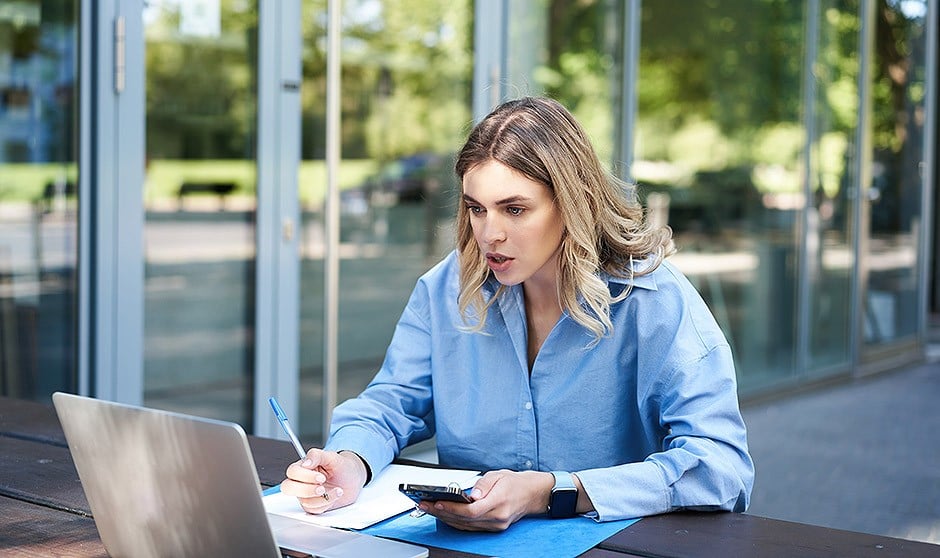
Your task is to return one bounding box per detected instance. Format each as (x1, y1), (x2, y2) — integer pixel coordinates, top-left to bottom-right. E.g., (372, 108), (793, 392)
(298, 0), (472, 441)
(863, 0), (926, 347)
(806, 0), (859, 372)
(636, 1), (809, 392)
(506, 0), (623, 163)
(143, 1), (258, 425)
(0, 2), (79, 400)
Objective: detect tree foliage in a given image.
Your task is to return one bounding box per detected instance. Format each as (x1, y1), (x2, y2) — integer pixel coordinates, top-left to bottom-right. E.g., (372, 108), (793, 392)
(142, 0), (926, 208)
(145, 0), (473, 164)
(299, 0), (472, 161)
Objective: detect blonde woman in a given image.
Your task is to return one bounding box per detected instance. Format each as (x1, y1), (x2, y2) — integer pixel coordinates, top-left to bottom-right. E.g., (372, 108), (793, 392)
(281, 96), (753, 531)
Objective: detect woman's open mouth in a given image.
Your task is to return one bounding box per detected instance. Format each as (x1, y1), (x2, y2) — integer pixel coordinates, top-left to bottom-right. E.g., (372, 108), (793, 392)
(486, 253), (513, 272)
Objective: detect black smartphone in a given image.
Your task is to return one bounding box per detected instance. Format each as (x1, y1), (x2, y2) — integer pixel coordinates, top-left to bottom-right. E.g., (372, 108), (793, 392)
(399, 483), (474, 504)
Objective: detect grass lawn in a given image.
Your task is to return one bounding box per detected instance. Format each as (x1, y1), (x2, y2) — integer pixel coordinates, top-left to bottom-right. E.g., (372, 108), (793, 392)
(0, 159), (377, 204)
(0, 163), (78, 201)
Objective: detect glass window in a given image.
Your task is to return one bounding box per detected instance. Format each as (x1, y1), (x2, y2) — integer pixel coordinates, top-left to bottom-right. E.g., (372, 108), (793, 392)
(143, 1), (258, 425)
(636, 1), (809, 392)
(862, 0), (927, 350)
(505, 0), (625, 165)
(0, 2), (79, 401)
(298, 0), (473, 441)
(806, 0), (859, 373)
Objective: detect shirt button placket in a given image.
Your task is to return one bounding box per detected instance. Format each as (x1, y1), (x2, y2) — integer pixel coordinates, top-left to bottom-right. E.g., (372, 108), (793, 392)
(520, 399), (536, 469)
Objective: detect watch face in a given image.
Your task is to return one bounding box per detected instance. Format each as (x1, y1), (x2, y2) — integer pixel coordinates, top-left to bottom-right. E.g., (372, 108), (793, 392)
(550, 488), (578, 518)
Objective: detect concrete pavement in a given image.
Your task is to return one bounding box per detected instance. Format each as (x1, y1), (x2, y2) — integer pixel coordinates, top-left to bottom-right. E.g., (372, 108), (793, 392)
(743, 348), (940, 544)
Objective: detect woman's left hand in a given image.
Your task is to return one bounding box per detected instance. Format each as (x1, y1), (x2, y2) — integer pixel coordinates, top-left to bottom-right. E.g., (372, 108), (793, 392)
(417, 469), (554, 531)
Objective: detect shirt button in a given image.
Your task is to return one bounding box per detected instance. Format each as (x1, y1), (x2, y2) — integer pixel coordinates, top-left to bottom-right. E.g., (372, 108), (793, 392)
(524, 402), (533, 410)
(525, 460), (533, 469)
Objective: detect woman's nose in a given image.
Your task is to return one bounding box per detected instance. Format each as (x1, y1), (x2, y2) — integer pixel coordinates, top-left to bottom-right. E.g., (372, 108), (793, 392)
(481, 215), (506, 244)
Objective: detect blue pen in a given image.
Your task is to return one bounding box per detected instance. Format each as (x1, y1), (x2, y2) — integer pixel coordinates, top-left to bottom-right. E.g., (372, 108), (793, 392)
(268, 396), (307, 460)
(269, 397), (332, 502)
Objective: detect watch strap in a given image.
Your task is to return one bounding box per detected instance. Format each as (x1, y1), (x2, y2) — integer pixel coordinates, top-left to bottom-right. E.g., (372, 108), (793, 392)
(551, 471), (576, 491)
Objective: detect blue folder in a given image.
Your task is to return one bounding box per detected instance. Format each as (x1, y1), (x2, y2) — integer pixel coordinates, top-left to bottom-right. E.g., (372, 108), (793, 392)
(362, 511), (639, 558)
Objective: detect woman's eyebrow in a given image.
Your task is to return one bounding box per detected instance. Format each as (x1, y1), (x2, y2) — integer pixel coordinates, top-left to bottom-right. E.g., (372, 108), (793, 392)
(462, 193), (533, 205)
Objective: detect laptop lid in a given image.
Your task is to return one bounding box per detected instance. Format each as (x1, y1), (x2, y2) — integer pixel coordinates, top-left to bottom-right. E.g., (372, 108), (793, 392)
(52, 392), (427, 558)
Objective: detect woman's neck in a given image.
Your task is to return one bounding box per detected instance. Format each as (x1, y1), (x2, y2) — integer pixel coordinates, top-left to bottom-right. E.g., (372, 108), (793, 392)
(523, 278), (563, 370)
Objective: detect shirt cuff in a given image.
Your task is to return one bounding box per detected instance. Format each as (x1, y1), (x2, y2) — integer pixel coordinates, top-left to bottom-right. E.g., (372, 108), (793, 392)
(323, 425), (397, 485)
(576, 460), (670, 522)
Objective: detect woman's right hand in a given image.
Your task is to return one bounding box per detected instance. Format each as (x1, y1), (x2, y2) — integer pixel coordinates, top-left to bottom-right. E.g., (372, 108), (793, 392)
(279, 448), (368, 514)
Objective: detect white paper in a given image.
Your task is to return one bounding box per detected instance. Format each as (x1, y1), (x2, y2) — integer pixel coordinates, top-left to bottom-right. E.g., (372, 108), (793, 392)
(263, 463), (480, 530)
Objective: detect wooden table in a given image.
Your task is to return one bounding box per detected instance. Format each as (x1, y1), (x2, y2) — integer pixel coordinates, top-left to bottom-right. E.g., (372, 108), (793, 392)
(2, 395), (938, 558)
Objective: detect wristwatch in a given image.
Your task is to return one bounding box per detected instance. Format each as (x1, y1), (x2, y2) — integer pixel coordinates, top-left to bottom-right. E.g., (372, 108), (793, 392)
(548, 471), (578, 518)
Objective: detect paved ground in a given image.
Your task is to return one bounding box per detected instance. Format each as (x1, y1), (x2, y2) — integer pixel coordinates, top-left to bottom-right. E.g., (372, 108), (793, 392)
(743, 347), (940, 545)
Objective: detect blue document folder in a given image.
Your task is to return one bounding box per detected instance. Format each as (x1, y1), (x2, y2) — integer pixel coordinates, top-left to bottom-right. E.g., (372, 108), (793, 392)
(362, 511), (639, 558)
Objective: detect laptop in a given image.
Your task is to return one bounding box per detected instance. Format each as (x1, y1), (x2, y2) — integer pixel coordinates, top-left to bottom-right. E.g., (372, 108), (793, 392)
(52, 392), (428, 558)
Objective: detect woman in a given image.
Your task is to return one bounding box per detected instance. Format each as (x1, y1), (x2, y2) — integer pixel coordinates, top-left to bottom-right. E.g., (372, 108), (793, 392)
(281, 96), (753, 531)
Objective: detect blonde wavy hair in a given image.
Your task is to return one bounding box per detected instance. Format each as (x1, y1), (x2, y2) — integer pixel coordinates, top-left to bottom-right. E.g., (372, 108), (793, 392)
(454, 96), (675, 342)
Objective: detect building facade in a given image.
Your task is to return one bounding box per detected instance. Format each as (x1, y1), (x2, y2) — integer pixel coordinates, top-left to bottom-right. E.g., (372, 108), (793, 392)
(0, 0), (936, 443)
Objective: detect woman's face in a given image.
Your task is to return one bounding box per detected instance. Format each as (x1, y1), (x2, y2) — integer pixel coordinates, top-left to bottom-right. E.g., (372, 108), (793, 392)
(462, 160), (565, 288)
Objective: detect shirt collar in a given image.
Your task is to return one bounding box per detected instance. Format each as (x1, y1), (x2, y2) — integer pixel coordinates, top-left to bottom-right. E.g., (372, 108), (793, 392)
(602, 256), (660, 292)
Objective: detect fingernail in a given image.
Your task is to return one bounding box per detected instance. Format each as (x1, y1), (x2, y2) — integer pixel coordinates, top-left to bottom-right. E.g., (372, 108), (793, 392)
(335, 488), (344, 497)
(471, 489), (482, 499)
(301, 459), (312, 468)
(315, 474), (326, 483)
(435, 502), (444, 510)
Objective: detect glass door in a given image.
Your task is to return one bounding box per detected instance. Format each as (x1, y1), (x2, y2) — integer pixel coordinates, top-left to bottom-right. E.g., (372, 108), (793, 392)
(861, 0), (928, 359)
(297, 0), (473, 442)
(142, 1), (259, 425)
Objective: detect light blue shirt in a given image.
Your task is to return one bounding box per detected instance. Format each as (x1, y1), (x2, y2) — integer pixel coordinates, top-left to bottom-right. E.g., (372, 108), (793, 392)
(325, 251), (754, 521)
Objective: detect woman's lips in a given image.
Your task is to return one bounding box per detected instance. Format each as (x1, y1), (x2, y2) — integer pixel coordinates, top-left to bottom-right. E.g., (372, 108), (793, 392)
(486, 253), (513, 273)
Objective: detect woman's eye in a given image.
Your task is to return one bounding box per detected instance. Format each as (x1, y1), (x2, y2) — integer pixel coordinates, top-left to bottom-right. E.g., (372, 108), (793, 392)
(507, 206), (524, 216)
(467, 205), (483, 215)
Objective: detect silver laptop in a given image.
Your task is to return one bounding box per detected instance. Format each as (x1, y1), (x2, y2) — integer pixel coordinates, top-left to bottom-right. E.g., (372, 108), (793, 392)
(52, 392), (427, 558)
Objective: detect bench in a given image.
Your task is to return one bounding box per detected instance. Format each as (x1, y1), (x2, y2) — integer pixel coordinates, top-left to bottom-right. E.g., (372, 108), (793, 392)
(177, 181), (236, 210)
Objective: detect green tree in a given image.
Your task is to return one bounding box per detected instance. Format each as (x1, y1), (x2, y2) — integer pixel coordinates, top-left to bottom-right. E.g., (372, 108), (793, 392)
(145, 1), (258, 159)
(300, 0), (473, 163)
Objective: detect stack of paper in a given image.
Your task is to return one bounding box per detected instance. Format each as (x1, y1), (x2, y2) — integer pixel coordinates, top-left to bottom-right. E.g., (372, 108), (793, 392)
(263, 464), (481, 530)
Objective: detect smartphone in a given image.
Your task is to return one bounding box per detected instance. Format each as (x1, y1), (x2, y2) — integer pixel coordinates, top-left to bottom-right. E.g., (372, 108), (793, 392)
(399, 483), (474, 504)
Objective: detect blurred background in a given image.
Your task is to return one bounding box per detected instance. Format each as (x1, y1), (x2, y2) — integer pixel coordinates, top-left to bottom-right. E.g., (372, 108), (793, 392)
(0, 0), (937, 545)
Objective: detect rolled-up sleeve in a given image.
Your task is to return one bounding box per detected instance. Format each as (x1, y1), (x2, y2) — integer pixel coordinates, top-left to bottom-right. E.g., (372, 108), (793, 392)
(576, 266), (754, 521)
(577, 343), (753, 520)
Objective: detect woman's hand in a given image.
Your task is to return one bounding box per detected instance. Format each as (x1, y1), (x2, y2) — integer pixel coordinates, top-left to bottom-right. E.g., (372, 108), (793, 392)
(279, 449), (368, 514)
(417, 470), (555, 532)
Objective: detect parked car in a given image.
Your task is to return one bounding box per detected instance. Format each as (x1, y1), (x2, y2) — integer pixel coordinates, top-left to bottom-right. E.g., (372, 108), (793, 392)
(362, 152), (448, 203)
